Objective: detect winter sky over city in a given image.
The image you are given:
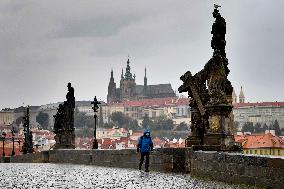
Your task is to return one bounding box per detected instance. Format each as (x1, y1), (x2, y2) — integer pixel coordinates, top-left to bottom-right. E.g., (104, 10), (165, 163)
(0, 0), (283, 109)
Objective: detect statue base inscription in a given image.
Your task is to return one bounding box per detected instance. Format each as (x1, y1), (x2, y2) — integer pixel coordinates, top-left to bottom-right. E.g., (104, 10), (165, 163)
(185, 136), (202, 147)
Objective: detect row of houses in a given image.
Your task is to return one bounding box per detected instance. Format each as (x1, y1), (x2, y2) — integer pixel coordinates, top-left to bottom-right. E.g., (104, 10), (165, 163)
(1, 124), (284, 157)
(0, 97), (191, 129)
(1, 98), (284, 131)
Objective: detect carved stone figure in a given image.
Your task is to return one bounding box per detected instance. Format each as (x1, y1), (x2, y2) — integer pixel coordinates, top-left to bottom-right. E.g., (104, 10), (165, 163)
(179, 5), (238, 150)
(53, 83), (75, 149)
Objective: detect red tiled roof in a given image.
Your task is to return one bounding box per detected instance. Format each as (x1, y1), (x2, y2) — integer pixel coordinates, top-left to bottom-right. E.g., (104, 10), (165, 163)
(235, 133), (284, 149)
(164, 141), (185, 148)
(233, 102), (284, 108)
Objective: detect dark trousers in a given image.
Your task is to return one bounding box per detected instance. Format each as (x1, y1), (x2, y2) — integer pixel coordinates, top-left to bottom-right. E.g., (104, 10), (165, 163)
(139, 152), (150, 170)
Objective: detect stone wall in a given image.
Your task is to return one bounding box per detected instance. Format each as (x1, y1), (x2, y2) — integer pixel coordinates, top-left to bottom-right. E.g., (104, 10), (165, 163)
(48, 148), (187, 172)
(8, 148), (284, 188)
(10, 151), (49, 163)
(190, 151), (284, 189)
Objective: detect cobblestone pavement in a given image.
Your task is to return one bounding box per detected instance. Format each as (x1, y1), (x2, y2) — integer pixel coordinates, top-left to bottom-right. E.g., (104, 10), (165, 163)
(0, 164), (246, 189)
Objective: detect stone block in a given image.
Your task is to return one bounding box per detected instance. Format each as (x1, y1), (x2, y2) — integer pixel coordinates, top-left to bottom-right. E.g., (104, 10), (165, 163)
(266, 157), (284, 168)
(256, 178), (283, 189)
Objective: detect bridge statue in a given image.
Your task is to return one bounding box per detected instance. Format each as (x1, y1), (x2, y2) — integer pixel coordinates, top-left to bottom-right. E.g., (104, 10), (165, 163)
(179, 5), (238, 150)
(53, 82), (76, 149)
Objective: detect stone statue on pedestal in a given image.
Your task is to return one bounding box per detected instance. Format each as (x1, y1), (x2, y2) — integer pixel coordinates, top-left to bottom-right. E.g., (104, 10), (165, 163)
(53, 83), (76, 149)
(179, 5), (238, 151)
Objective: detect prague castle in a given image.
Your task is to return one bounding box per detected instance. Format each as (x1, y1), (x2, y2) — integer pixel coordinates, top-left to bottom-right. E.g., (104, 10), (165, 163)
(107, 58), (176, 103)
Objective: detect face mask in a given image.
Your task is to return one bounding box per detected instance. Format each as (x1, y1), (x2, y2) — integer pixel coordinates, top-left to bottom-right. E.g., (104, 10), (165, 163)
(145, 133), (149, 136)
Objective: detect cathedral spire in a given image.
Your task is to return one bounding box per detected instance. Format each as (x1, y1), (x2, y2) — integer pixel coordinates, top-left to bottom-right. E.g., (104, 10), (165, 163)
(111, 69), (114, 79)
(144, 67), (147, 87)
(124, 57), (133, 79)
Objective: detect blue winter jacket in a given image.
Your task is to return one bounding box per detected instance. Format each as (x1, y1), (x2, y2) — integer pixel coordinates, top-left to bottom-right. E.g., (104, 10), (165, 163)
(137, 130), (153, 153)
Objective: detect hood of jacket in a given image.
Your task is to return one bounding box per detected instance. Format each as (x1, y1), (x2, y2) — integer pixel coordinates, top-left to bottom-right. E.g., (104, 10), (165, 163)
(143, 129), (150, 136)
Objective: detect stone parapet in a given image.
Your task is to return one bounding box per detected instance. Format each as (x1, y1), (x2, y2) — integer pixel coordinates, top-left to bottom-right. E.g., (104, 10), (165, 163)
(190, 151), (284, 189)
(10, 151), (49, 163)
(7, 148), (284, 188)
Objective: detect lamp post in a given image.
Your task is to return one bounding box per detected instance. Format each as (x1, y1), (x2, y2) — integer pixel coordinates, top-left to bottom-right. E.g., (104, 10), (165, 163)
(2, 132), (6, 157)
(11, 126), (15, 156)
(91, 96), (101, 149)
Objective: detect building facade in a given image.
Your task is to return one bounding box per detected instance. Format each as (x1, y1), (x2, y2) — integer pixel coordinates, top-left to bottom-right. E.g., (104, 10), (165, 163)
(0, 109), (14, 125)
(106, 97), (190, 126)
(233, 102), (284, 129)
(107, 58), (176, 103)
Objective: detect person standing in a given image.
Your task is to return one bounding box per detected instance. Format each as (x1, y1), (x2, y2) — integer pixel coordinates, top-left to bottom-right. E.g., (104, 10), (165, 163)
(137, 129), (153, 172)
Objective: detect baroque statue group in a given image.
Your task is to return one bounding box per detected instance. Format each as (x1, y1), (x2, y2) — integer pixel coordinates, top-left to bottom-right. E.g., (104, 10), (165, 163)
(179, 5), (239, 151)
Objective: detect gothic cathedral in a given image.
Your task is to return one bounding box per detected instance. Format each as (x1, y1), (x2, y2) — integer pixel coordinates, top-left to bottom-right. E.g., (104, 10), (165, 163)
(107, 58), (176, 103)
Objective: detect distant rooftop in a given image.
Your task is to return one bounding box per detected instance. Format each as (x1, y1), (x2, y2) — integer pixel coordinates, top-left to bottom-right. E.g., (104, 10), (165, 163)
(234, 102), (284, 108)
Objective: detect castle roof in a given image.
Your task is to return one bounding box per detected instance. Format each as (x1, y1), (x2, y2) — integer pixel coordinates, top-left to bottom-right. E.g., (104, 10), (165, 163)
(146, 84), (175, 95)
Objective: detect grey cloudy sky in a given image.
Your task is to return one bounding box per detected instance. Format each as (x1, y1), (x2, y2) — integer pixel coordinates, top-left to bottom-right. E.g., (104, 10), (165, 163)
(0, 0), (283, 109)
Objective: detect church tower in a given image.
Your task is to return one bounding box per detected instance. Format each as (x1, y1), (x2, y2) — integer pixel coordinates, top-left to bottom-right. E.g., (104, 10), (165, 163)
(239, 86), (245, 103)
(107, 69), (117, 103)
(232, 88), (237, 104)
(143, 67), (147, 96)
(120, 58), (136, 101)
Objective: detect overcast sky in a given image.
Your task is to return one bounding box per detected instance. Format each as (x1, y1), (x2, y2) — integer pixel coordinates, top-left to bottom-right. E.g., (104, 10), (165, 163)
(0, 0), (283, 109)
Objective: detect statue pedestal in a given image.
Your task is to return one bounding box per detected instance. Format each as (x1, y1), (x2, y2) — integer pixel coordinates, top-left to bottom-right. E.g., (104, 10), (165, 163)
(204, 104), (236, 150)
(185, 136), (202, 147)
(53, 129), (75, 149)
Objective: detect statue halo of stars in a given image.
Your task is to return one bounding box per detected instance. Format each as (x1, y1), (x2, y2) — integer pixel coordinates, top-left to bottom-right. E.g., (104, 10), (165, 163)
(179, 5), (240, 151)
